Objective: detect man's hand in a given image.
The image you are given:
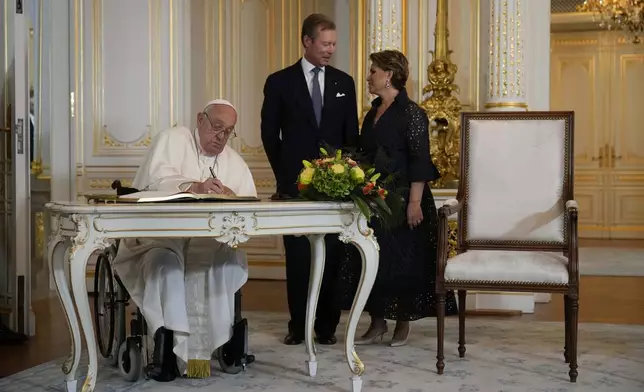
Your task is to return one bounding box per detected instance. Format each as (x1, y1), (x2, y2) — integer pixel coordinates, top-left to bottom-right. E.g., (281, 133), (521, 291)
(188, 179), (225, 194)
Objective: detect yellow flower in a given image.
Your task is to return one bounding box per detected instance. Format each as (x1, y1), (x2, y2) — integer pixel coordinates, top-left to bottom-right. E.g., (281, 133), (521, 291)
(350, 166), (365, 182)
(299, 167), (315, 184)
(331, 164), (345, 175)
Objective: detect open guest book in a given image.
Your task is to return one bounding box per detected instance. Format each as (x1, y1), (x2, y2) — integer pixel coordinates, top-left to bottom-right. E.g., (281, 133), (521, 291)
(117, 191), (260, 203)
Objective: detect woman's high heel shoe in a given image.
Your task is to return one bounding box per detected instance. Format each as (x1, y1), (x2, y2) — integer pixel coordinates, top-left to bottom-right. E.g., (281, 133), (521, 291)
(389, 323), (411, 347)
(355, 322), (388, 345)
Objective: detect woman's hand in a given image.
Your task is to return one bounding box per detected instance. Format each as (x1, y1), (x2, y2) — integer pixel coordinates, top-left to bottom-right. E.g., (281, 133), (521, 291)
(407, 200), (423, 229)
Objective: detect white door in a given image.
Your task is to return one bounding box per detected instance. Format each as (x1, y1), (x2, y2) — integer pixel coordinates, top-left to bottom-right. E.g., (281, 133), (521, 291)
(0, 0), (33, 336)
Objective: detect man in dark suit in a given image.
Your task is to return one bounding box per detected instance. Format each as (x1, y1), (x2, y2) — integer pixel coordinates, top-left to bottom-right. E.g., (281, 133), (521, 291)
(261, 13), (359, 345)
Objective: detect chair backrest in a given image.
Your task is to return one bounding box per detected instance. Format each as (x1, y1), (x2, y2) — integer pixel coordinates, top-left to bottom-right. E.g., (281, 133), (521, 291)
(458, 111), (574, 251)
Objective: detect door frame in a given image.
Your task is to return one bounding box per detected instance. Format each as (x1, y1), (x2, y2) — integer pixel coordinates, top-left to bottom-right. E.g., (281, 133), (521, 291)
(11, 0), (34, 336)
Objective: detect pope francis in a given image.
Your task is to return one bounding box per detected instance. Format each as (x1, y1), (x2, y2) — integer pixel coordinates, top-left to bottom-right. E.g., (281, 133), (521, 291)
(112, 100), (257, 381)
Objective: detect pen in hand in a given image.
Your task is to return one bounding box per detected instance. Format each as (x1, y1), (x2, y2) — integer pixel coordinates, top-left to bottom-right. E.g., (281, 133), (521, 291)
(209, 167), (217, 179)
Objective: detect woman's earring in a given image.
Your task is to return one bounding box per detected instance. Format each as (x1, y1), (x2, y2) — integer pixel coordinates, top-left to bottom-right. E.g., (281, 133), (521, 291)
(385, 80), (391, 88)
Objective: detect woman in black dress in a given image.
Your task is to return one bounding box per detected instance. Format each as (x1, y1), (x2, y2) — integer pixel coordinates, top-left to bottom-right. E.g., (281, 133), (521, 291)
(354, 50), (457, 346)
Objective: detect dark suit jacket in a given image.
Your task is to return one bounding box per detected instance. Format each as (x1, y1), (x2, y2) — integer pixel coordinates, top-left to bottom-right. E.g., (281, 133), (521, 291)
(261, 59), (359, 196)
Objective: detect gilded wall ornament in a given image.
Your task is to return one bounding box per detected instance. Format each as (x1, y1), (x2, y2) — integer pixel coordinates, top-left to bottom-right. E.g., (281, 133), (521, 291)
(420, 0), (461, 189)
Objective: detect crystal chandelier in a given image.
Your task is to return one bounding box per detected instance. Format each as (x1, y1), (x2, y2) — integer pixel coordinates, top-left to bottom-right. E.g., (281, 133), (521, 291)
(577, 0), (644, 43)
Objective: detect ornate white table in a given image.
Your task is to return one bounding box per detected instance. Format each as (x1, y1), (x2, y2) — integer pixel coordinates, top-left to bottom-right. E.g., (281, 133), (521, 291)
(45, 200), (379, 392)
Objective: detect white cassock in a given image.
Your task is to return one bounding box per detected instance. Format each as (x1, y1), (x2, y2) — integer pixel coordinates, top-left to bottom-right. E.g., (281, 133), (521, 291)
(112, 125), (257, 377)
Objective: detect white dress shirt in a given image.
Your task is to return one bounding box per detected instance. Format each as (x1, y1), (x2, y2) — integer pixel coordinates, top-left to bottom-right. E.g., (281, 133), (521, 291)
(301, 57), (325, 98)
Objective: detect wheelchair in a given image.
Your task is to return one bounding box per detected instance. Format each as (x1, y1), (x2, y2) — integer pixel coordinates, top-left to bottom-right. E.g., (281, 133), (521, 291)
(92, 181), (255, 381)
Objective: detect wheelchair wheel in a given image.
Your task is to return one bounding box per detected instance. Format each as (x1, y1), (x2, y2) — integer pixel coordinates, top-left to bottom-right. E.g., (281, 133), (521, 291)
(118, 340), (143, 382)
(214, 343), (244, 374)
(94, 251), (116, 359)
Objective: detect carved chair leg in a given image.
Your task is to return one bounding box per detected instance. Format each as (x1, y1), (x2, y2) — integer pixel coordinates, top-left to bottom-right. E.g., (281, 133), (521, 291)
(568, 295), (579, 382)
(457, 290), (466, 358)
(436, 292), (446, 375)
(564, 294), (570, 363)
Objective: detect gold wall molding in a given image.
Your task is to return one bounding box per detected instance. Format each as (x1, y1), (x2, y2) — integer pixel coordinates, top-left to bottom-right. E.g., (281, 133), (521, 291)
(34, 212), (45, 263)
(408, 0), (480, 111)
(71, 0), (183, 179)
(350, 0), (366, 117)
(90, 0), (161, 154)
(31, 4), (46, 177)
(236, 0), (273, 158)
(72, 0), (185, 202)
(87, 179), (132, 189)
(205, 0), (339, 273)
(616, 175), (644, 182)
(2, 1), (9, 127)
(421, 0), (462, 189)
(85, 176), (274, 191)
(552, 30), (644, 239)
(205, 0), (225, 103)
(73, 0), (84, 170)
(553, 38), (599, 46)
(254, 178), (277, 189)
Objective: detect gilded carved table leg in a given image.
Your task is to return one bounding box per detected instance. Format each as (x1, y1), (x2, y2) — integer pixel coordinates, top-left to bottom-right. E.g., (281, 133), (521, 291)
(70, 240), (112, 392)
(48, 237), (81, 392)
(304, 234), (326, 377)
(340, 214), (380, 392)
(68, 214), (112, 392)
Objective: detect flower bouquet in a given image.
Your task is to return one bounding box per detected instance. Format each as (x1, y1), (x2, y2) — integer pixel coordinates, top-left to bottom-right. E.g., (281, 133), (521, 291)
(297, 147), (399, 223)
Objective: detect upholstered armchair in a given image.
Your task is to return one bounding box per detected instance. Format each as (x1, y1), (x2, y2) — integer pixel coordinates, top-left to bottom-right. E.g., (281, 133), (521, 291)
(435, 112), (579, 382)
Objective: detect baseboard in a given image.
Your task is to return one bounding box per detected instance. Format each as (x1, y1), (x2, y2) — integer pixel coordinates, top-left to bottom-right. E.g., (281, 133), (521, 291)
(462, 291), (535, 314)
(249, 266), (285, 280)
(534, 293), (552, 303)
(465, 309), (522, 317)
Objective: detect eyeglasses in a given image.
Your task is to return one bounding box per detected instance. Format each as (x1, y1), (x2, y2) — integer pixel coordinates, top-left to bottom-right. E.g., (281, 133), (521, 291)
(202, 112), (236, 139)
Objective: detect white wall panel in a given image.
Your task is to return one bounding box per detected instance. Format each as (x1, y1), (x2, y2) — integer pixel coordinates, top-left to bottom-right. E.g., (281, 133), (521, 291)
(74, 0), (185, 175)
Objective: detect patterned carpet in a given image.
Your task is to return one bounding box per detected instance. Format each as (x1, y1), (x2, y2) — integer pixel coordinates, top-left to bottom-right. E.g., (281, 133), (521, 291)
(579, 247), (644, 277)
(1, 312), (643, 392)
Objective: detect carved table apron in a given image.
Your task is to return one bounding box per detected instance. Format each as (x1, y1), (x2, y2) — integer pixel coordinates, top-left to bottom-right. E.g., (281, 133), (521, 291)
(45, 200), (379, 392)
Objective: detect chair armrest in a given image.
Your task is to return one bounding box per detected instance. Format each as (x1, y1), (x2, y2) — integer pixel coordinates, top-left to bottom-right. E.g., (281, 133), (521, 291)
(566, 200), (579, 285)
(566, 200), (579, 211)
(436, 198), (463, 289)
(438, 198), (463, 218)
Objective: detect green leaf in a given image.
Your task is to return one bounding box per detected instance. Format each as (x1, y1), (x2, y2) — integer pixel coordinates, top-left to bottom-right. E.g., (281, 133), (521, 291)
(369, 173), (381, 182)
(373, 196), (392, 215)
(302, 160), (312, 168)
(366, 168), (376, 176)
(336, 149), (342, 160)
(351, 195), (372, 220)
(320, 147), (328, 156)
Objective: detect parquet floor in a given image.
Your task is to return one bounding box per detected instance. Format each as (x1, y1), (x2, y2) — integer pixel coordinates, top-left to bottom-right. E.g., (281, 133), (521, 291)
(1, 239), (642, 378)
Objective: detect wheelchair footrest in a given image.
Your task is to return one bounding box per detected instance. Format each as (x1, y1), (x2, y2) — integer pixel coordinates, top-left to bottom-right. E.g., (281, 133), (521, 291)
(218, 318), (253, 371)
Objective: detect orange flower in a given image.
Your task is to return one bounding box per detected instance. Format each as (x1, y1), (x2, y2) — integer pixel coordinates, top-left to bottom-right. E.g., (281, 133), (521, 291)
(362, 183), (375, 195)
(297, 182), (307, 191)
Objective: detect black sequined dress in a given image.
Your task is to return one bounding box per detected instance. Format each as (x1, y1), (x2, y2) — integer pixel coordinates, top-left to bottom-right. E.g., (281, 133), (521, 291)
(339, 89), (458, 321)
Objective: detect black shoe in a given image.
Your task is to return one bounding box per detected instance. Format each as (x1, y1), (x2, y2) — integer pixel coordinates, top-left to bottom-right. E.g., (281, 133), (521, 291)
(283, 332), (303, 345)
(316, 334), (337, 345)
(146, 327), (179, 382)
